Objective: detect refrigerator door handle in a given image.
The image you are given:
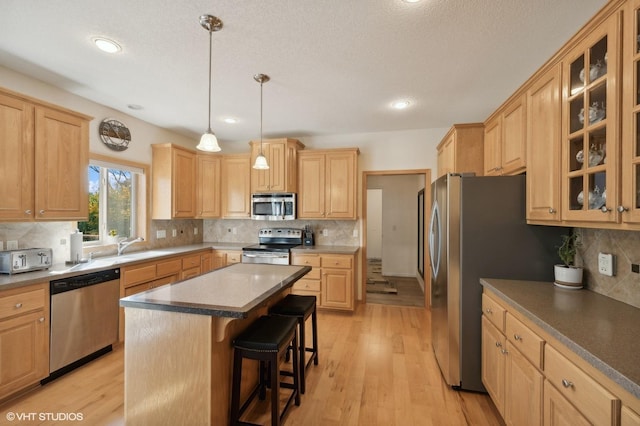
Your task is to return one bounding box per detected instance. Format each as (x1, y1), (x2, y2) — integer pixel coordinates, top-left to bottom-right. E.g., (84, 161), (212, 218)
(429, 200), (441, 279)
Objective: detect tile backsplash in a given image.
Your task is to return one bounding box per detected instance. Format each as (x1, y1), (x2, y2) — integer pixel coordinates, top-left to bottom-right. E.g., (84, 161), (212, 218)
(0, 222), (77, 263)
(577, 228), (640, 309)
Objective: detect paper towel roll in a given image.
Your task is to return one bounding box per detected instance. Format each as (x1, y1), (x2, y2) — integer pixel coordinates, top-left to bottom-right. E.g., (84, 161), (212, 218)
(70, 230), (83, 263)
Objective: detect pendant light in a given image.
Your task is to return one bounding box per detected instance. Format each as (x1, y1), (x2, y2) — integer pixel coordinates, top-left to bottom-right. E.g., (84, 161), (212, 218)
(196, 14), (223, 152)
(252, 73), (270, 170)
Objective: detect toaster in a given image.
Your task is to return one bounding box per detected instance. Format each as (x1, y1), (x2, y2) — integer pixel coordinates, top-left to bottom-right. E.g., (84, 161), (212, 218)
(0, 248), (53, 274)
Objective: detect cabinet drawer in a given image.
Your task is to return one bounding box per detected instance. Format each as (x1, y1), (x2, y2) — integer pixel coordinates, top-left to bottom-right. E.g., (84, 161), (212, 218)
(123, 264), (156, 287)
(293, 279), (320, 292)
(292, 254), (321, 267)
(226, 252), (241, 264)
(321, 255), (352, 269)
(291, 289), (320, 298)
(482, 293), (506, 331)
(505, 313), (544, 369)
(182, 254), (201, 270)
(303, 267), (321, 280)
(545, 344), (619, 426)
(182, 266), (201, 280)
(157, 258), (182, 276)
(0, 288), (45, 320)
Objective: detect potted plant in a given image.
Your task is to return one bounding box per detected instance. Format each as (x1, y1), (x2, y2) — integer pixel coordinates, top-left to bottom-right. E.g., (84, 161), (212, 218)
(107, 229), (119, 245)
(554, 230), (583, 289)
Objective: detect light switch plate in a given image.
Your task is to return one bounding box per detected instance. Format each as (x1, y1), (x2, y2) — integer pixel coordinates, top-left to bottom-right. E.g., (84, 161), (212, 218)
(194, 227), (198, 235)
(598, 252), (615, 276)
(172, 229), (177, 237)
(157, 230), (166, 239)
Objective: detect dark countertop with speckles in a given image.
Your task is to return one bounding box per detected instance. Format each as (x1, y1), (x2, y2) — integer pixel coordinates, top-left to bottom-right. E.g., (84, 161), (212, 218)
(480, 278), (640, 399)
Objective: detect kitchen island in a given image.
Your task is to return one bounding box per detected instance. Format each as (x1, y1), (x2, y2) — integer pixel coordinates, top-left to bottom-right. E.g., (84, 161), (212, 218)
(119, 263), (311, 426)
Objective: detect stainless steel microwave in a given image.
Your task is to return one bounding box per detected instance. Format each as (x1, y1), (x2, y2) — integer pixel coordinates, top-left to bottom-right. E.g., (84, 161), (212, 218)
(251, 193), (296, 220)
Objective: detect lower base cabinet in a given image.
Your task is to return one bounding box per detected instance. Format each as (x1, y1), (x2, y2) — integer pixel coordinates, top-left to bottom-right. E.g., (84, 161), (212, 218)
(291, 252), (355, 311)
(0, 282), (49, 400)
(482, 289), (631, 426)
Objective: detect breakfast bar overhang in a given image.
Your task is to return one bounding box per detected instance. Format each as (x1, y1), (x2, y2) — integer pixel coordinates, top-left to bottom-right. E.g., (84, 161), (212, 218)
(119, 263), (311, 426)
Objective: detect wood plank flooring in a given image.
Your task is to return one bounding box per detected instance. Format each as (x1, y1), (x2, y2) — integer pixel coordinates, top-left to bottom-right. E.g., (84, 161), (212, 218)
(0, 304), (503, 425)
(366, 276), (425, 308)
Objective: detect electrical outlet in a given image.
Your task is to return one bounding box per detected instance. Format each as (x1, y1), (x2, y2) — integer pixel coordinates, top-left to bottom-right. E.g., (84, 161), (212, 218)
(194, 227), (198, 235)
(60, 238), (66, 245)
(322, 229), (328, 237)
(157, 230), (166, 239)
(7, 240), (18, 250)
(598, 252), (615, 276)
(172, 229), (177, 237)
(353, 229), (358, 237)
(232, 228), (237, 235)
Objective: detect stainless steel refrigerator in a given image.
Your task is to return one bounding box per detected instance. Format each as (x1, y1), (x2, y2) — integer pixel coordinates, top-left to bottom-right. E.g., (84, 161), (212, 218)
(429, 174), (563, 392)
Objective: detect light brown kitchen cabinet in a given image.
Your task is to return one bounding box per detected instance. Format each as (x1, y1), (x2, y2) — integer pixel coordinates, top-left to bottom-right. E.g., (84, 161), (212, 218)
(622, 406), (640, 426)
(291, 252), (355, 311)
(221, 154), (251, 219)
(196, 154), (221, 218)
(0, 282), (49, 400)
(152, 144), (197, 219)
(0, 88), (90, 221)
(481, 316), (507, 416)
(297, 149), (359, 219)
(543, 380), (591, 426)
(181, 253), (202, 280)
(620, 0), (640, 224)
(211, 250), (241, 270)
(436, 123), (484, 178)
(526, 63), (563, 222)
(200, 252), (213, 274)
(561, 13), (620, 224)
(119, 256), (182, 340)
(250, 138), (304, 193)
(484, 95), (527, 176)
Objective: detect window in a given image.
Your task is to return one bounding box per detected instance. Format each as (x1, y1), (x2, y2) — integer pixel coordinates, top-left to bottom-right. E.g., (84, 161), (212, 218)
(78, 156), (148, 245)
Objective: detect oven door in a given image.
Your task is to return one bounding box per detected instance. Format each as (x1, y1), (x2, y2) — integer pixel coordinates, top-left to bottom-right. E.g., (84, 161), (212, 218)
(242, 251), (290, 265)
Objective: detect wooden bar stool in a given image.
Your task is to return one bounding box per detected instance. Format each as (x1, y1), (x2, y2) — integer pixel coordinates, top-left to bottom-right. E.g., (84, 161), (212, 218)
(230, 315), (300, 426)
(269, 294), (319, 394)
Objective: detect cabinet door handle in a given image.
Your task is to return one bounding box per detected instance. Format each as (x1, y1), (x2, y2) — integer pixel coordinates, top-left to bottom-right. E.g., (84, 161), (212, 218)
(600, 206), (611, 213)
(39, 317), (45, 323)
(548, 208), (556, 214)
(561, 379), (574, 388)
(500, 348), (509, 355)
(25, 209), (32, 215)
(513, 334), (522, 341)
(495, 341), (502, 348)
(617, 205), (629, 213)
(485, 308), (493, 314)
(15, 303), (22, 309)
(39, 209), (45, 215)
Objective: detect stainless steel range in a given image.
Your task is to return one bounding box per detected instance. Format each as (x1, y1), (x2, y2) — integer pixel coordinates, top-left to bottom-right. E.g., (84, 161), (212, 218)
(242, 228), (303, 265)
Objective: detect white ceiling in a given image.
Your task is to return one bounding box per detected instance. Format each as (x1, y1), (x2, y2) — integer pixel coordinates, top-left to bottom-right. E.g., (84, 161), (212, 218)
(0, 0), (608, 147)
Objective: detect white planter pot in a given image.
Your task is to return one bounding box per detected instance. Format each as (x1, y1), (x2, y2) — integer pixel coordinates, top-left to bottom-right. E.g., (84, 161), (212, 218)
(554, 265), (583, 289)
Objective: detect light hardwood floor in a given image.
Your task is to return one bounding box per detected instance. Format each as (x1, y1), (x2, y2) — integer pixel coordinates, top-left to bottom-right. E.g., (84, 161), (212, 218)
(0, 304), (502, 426)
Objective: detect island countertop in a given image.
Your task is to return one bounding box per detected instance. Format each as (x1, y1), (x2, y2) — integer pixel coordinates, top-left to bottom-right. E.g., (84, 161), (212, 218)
(120, 263), (311, 318)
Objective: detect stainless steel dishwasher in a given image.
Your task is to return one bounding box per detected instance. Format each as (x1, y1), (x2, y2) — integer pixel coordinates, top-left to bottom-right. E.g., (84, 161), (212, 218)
(46, 268), (120, 382)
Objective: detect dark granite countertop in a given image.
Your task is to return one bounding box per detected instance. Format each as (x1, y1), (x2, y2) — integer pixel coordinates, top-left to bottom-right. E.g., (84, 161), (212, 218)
(120, 263), (311, 318)
(480, 278), (640, 399)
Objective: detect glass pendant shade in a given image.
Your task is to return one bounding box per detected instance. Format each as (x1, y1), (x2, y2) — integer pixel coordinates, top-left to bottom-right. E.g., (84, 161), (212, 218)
(197, 131), (221, 152)
(253, 153), (269, 169)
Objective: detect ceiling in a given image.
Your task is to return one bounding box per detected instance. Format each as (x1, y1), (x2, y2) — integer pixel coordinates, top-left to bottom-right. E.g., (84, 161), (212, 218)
(0, 0), (608, 147)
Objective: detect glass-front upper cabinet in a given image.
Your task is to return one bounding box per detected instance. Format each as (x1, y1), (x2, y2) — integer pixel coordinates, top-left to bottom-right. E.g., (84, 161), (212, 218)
(562, 14), (620, 223)
(621, 1), (640, 224)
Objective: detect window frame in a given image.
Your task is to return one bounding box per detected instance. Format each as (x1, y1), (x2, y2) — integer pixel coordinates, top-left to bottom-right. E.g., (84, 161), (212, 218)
(81, 153), (149, 248)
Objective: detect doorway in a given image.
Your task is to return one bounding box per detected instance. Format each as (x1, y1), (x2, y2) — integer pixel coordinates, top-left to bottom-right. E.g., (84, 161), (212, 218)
(361, 169), (431, 308)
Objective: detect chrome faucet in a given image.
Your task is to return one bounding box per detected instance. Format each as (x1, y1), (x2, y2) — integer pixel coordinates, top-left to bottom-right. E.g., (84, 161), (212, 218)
(117, 237), (144, 255)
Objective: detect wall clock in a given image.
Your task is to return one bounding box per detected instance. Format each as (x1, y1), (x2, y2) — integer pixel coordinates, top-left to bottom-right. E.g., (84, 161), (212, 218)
(99, 118), (131, 151)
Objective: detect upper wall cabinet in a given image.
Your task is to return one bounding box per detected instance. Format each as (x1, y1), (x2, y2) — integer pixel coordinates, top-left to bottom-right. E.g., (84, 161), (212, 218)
(561, 13), (620, 224)
(436, 123), (484, 178)
(298, 148), (359, 220)
(0, 88), (90, 222)
(250, 138), (304, 193)
(196, 154), (221, 219)
(484, 94), (527, 176)
(526, 63), (563, 222)
(152, 144), (197, 219)
(221, 154), (251, 219)
(621, 0), (640, 224)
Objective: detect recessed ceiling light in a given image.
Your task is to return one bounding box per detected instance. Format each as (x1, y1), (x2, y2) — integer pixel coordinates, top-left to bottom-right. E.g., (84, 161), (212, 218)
(127, 104), (143, 110)
(391, 100), (411, 110)
(93, 37), (121, 53)
(224, 117), (238, 124)
(403, 0), (422, 3)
